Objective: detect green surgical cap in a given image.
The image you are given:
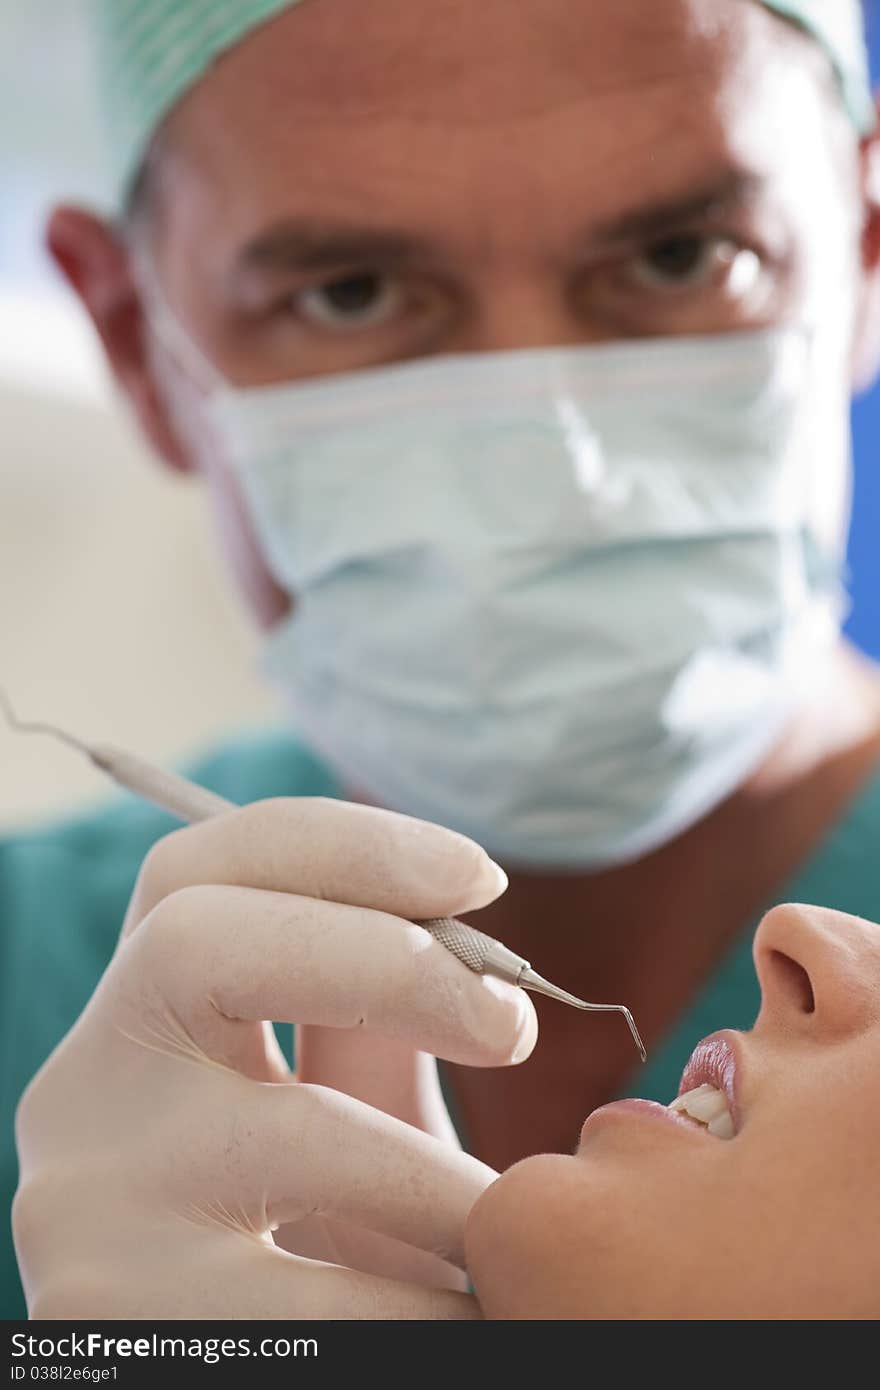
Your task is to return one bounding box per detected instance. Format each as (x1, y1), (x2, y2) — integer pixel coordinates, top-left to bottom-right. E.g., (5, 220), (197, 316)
(93, 0), (304, 203)
(762, 0), (876, 132)
(92, 0), (875, 208)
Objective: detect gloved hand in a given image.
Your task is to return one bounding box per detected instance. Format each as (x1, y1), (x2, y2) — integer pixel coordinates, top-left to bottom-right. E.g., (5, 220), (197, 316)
(13, 798), (537, 1320)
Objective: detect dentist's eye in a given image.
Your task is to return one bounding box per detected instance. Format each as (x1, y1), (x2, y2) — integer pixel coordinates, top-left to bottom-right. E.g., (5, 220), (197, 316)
(625, 236), (760, 294)
(294, 272), (404, 331)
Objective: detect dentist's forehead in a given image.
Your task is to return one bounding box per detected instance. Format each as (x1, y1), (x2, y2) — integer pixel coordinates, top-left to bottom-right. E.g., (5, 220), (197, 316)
(107, 0), (871, 223)
(146, 0), (840, 249)
(162, 0), (815, 125)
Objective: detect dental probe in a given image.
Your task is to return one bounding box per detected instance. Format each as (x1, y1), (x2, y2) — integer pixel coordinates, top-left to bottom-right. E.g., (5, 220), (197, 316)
(0, 689), (646, 1061)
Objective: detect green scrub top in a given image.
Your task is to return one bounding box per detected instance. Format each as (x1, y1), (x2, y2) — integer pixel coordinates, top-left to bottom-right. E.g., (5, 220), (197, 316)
(2, 730), (880, 1320)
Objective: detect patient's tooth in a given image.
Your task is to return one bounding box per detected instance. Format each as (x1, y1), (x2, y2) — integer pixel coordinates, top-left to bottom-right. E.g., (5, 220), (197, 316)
(667, 1084), (735, 1137)
(669, 1084), (728, 1123)
(707, 1110), (735, 1139)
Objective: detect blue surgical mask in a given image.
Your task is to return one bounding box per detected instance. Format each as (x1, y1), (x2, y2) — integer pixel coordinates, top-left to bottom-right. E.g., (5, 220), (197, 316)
(151, 314), (852, 869)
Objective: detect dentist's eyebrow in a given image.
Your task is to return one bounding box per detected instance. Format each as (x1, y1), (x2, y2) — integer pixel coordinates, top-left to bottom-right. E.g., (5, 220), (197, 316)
(231, 170), (766, 281)
(585, 170), (766, 249)
(234, 220), (437, 277)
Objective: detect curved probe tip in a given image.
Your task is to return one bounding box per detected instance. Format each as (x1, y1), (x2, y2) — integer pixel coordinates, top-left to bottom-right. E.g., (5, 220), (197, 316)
(621, 1008), (648, 1064)
(0, 687), (93, 759)
(519, 968), (647, 1062)
(0, 686), (19, 730)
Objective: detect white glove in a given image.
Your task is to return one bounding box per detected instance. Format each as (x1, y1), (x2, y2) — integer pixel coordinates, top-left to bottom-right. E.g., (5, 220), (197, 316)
(14, 797), (537, 1320)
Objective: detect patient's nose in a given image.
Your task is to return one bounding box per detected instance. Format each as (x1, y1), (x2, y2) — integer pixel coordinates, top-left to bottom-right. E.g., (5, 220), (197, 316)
(753, 903), (880, 1041)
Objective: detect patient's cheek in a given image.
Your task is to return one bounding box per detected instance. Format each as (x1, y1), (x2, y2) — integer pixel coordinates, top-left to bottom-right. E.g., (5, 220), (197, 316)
(465, 1155), (586, 1319)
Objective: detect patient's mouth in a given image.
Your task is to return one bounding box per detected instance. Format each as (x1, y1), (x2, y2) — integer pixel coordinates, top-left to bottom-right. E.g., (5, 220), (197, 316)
(578, 1032), (741, 1147)
(668, 1084), (735, 1139)
(669, 1031), (741, 1139)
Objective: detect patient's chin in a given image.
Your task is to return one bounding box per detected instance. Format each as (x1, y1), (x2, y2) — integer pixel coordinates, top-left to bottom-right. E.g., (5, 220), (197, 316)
(464, 1154), (583, 1319)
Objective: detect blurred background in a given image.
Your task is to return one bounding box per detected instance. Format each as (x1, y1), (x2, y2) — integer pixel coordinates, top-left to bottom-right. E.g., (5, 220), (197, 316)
(1, 0), (879, 829)
(0, 0), (274, 829)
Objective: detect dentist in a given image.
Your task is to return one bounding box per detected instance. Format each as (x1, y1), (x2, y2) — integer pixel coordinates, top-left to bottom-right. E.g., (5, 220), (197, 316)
(8, 0), (880, 1318)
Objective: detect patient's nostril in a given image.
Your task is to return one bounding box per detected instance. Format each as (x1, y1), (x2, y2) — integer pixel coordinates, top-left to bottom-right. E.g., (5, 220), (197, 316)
(770, 950), (815, 1015)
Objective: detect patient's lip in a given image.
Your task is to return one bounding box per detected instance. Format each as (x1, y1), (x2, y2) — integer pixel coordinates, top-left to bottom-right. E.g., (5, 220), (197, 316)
(678, 1031), (742, 1134)
(578, 1030), (743, 1147)
(579, 1098), (710, 1145)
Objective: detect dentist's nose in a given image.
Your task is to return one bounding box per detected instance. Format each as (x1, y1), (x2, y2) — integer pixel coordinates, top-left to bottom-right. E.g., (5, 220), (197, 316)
(448, 275), (603, 354)
(753, 904), (880, 1041)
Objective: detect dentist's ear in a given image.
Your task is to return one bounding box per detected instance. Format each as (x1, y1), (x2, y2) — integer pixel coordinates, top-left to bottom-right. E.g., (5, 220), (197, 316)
(851, 107), (880, 391)
(45, 205), (194, 474)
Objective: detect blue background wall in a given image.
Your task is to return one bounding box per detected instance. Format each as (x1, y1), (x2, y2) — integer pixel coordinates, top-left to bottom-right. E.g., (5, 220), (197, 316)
(848, 5), (880, 658)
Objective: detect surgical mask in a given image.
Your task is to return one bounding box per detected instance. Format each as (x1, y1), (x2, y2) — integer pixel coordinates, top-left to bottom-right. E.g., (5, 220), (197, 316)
(149, 303), (852, 869)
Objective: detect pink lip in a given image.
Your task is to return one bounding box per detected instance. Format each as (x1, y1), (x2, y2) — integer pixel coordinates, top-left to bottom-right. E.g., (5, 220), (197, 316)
(678, 1030), (742, 1134)
(579, 1030), (744, 1146)
(579, 1098), (715, 1144)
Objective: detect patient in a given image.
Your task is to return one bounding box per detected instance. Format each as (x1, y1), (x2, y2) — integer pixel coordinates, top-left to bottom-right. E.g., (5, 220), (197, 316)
(465, 903), (880, 1319)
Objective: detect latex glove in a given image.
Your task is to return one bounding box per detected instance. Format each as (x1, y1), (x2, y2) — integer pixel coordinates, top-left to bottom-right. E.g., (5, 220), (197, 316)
(14, 798), (537, 1320)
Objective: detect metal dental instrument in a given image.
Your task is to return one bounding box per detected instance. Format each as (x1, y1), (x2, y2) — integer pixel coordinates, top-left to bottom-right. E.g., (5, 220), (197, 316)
(0, 688), (646, 1061)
